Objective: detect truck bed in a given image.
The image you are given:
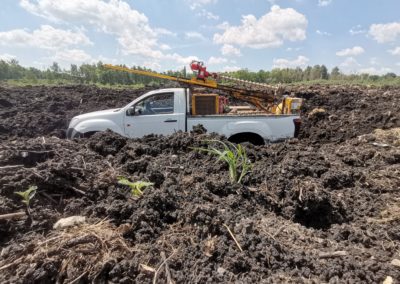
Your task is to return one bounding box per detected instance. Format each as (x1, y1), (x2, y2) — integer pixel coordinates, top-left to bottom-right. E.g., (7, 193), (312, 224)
(187, 114), (299, 142)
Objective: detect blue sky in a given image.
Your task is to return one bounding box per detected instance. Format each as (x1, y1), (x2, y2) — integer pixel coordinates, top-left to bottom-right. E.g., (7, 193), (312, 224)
(1, 0), (400, 75)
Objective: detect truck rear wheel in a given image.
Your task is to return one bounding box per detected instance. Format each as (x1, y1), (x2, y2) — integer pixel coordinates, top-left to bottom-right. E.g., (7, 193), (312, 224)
(228, 132), (264, 145)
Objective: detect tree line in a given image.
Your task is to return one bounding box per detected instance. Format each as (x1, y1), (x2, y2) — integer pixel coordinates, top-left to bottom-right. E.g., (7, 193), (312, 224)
(0, 59), (398, 86)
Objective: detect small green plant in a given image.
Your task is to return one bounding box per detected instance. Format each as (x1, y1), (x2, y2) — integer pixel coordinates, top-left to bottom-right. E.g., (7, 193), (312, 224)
(193, 140), (253, 184)
(15, 185), (37, 214)
(117, 177), (154, 197)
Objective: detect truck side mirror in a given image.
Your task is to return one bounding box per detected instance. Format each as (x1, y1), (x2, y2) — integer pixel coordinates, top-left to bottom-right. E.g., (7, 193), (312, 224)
(126, 107), (136, 116)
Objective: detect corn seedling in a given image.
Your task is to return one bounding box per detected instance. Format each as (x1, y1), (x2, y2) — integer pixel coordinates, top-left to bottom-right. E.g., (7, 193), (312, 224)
(117, 177), (154, 197)
(15, 185), (37, 215)
(193, 140), (252, 184)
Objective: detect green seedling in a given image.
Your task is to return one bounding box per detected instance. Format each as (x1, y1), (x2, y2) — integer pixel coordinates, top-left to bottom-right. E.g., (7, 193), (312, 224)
(193, 140), (253, 184)
(15, 185), (37, 215)
(117, 177), (154, 197)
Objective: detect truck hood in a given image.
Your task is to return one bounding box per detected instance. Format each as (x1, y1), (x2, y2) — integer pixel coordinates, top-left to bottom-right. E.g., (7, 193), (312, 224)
(74, 108), (121, 120)
(69, 108), (121, 129)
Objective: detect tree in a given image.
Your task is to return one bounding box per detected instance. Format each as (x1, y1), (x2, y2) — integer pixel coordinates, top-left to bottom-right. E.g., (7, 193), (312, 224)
(320, 65), (329, 80)
(0, 60), (399, 85)
(0, 60), (10, 79)
(310, 65), (321, 80)
(331, 67), (341, 79)
(24, 67), (38, 82)
(70, 64), (78, 76)
(50, 62), (60, 73)
(384, 72), (396, 78)
(303, 66), (312, 81)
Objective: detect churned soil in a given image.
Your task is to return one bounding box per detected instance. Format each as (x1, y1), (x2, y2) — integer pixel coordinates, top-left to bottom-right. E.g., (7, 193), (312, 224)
(0, 84), (399, 283)
(0, 85), (152, 139)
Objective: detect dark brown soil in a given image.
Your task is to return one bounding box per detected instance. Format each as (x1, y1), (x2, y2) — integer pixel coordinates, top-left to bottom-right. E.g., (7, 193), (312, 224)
(0, 85), (151, 139)
(0, 84), (399, 283)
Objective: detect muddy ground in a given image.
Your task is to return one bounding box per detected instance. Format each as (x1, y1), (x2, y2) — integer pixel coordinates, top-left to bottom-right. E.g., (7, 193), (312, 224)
(0, 84), (399, 283)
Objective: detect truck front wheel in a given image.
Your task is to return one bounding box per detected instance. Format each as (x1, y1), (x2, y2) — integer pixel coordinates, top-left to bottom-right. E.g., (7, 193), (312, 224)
(73, 131), (98, 138)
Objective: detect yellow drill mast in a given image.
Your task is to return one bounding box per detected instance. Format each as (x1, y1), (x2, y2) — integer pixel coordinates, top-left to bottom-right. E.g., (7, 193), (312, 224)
(104, 64), (283, 112)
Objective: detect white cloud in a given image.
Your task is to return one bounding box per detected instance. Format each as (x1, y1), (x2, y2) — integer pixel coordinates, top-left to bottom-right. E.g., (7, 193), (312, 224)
(268, 0), (303, 3)
(286, 47), (302, 52)
(316, 30), (331, 36)
(369, 57), (378, 65)
(19, 0), (196, 66)
(197, 9), (219, 20)
(339, 57), (360, 69)
(318, 0), (332, 7)
(213, 5), (307, 49)
(273, 55), (309, 68)
(349, 25), (366, 35)
(155, 28), (177, 37)
(185, 31), (206, 40)
(186, 0), (217, 10)
(164, 54), (199, 65)
(358, 67), (392, 75)
(222, 66), (241, 72)
(221, 44), (241, 56)
(369, 22), (400, 43)
(143, 60), (161, 71)
(53, 49), (92, 63)
(0, 25), (92, 50)
(20, 0), (156, 55)
(336, 46), (364, 57)
(0, 53), (17, 61)
(389, 47), (400, 55)
(160, 44), (171, 51)
(207, 56), (228, 65)
(338, 58), (393, 76)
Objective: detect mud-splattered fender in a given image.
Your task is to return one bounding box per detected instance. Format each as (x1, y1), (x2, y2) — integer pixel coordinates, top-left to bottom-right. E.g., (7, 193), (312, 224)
(72, 119), (125, 137)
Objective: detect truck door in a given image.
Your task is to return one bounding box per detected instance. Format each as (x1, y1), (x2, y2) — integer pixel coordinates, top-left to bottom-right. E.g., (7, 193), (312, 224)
(124, 92), (184, 138)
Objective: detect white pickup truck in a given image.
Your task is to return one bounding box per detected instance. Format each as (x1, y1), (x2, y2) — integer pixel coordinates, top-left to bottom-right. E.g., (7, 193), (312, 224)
(67, 88), (301, 145)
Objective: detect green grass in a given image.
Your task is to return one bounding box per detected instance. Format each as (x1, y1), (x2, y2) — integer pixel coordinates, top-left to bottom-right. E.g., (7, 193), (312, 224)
(2, 76), (400, 89)
(117, 177), (154, 197)
(15, 185), (37, 215)
(193, 140), (252, 184)
(0, 79), (145, 89)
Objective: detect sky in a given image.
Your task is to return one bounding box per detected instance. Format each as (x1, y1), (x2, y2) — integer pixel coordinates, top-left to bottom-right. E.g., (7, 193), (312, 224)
(1, 0), (400, 75)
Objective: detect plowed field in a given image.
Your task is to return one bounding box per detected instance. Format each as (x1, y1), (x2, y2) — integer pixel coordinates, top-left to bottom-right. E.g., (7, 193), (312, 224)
(0, 84), (399, 283)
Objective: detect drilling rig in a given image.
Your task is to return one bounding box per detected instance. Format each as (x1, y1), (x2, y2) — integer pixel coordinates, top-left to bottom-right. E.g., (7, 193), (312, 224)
(104, 61), (302, 115)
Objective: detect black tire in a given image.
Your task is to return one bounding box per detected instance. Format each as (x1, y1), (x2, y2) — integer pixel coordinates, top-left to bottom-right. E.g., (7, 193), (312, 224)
(75, 131), (98, 138)
(228, 132), (265, 145)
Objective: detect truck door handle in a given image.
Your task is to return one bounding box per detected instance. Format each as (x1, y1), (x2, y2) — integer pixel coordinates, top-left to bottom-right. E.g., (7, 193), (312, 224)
(164, 119), (177, 123)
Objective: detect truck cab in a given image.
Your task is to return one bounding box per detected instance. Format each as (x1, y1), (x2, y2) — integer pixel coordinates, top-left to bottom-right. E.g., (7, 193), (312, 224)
(124, 89), (186, 137)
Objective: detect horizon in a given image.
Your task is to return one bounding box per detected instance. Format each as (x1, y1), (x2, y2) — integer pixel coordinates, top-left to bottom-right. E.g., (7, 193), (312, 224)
(1, 0), (400, 75)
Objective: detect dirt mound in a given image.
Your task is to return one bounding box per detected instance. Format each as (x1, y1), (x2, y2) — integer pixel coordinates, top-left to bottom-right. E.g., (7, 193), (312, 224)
(297, 85), (399, 143)
(0, 85), (399, 283)
(0, 85), (150, 139)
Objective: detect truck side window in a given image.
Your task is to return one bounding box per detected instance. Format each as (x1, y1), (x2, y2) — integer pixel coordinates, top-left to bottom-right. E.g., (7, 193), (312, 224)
(135, 93), (174, 115)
